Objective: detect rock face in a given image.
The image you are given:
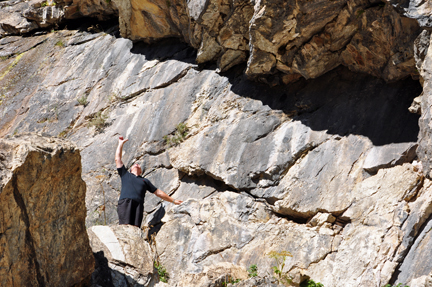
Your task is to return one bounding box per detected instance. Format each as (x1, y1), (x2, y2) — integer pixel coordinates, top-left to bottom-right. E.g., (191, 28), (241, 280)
(0, 28), (426, 286)
(0, 134), (94, 287)
(109, 0), (420, 83)
(0, 0), (420, 83)
(88, 225), (156, 287)
(2, 0), (432, 285)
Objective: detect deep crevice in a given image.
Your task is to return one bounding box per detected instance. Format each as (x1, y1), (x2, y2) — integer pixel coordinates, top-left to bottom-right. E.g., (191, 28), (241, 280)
(11, 174), (45, 286)
(179, 172), (237, 193)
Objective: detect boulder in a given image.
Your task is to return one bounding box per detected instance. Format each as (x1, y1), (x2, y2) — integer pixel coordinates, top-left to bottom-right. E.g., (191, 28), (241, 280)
(0, 133), (94, 287)
(87, 225), (156, 287)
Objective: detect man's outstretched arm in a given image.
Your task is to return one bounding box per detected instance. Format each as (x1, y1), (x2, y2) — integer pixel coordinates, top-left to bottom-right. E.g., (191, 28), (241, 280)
(115, 136), (128, 168)
(154, 189), (183, 205)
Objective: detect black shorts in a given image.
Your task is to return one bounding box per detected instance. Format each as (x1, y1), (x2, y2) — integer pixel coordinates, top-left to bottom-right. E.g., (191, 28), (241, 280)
(117, 198), (144, 227)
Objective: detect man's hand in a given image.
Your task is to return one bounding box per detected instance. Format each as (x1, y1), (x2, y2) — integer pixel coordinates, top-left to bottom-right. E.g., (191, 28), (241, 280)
(119, 136), (128, 145)
(173, 200), (183, 205)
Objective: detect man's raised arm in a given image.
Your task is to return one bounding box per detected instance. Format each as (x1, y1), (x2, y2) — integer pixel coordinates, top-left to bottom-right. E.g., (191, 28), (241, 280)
(115, 136), (128, 168)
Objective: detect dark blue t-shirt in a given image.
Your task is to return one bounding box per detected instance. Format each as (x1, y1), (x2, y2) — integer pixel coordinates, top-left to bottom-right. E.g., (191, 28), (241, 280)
(117, 165), (157, 203)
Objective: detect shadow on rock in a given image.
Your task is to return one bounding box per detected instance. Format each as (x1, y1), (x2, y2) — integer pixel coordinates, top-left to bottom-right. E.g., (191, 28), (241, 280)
(92, 250), (149, 287)
(128, 38), (421, 146)
(130, 38), (197, 64)
(224, 65), (421, 146)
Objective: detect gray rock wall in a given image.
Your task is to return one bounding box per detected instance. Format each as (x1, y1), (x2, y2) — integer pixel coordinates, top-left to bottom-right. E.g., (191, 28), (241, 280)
(2, 0), (432, 285)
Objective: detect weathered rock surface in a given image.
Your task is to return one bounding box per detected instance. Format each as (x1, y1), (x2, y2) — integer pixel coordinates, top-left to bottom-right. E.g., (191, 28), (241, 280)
(0, 133), (94, 286)
(88, 225), (156, 287)
(417, 29), (432, 179)
(0, 0), (117, 37)
(153, 168), (431, 287)
(0, 0), (422, 83)
(110, 0), (420, 83)
(0, 16), (429, 287)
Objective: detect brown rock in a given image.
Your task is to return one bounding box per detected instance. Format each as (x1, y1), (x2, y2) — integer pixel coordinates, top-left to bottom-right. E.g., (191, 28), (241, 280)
(0, 133), (94, 287)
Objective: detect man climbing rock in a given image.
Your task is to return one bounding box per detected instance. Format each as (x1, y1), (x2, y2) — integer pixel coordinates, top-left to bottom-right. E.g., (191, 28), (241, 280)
(115, 136), (182, 227)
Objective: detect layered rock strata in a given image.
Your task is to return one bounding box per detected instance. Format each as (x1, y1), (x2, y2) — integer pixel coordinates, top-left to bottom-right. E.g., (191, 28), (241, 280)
(0, 9), (429, 287)
(0, 133), (94, 286)
(0, 0), (421, 84)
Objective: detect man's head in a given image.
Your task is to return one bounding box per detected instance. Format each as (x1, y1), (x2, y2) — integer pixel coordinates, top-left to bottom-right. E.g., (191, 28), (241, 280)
(130, 163), (142, 176)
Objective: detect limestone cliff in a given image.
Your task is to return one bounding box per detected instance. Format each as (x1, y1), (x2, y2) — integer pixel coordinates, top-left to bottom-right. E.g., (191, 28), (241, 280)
(1, 0), (432, 286)
(0, 134), (94, 286)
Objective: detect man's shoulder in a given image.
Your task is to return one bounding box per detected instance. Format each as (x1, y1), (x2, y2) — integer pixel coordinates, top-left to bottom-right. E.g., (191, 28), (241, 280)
(117, 165), (128, 177)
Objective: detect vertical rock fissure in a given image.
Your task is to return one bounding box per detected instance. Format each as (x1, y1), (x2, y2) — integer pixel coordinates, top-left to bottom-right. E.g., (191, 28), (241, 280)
(11, 173), (46, 286)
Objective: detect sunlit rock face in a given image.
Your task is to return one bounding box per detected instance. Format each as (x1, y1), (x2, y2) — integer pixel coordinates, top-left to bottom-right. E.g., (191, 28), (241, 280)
(110, 0), (420, 83)
(1, 0), (432, 285)
(0, 134), (94, 287)
(0, 0), (420, 83)
(0, 27), (425, 285)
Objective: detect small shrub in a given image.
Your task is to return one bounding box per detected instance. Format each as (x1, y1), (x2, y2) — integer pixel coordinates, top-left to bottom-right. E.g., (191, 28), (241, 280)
(247, 264), (258, 278)
(268, 250), (293, 286)
(300, 279), (324, 287)
(221, 276), (241, 286)
(77, 95), (88, 106)
(41, 1), (56, 6)
(58, 130), (68, 138)
(88, 110), (108, 131)
(383, 284), (409, 287)
(164, 122), (189, 147)
(55, 40), (64, 47)
(154, 262), (169, 283)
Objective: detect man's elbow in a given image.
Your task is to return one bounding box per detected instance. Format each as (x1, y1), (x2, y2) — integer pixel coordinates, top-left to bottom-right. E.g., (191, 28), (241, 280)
(115, 158), (123, 167)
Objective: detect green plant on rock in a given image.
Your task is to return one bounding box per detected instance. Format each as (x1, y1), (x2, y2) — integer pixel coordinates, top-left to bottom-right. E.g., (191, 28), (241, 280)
(58, 130), (68, 138)
(77, 95), (88, 106)
(383, 284), (409, 287)
(247, 264), (258, 278)
(163, 122), (189, 147)
(154, 261), (169, 283)
(300, 279), (324, 287)
(268, 250), (293, 286)
(356, 9), (365, 18)
(41, 1), (56, 6)
(55, 40), (64, 47)
(221, 275), (241, 286)
(88, 110), (108, 131)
